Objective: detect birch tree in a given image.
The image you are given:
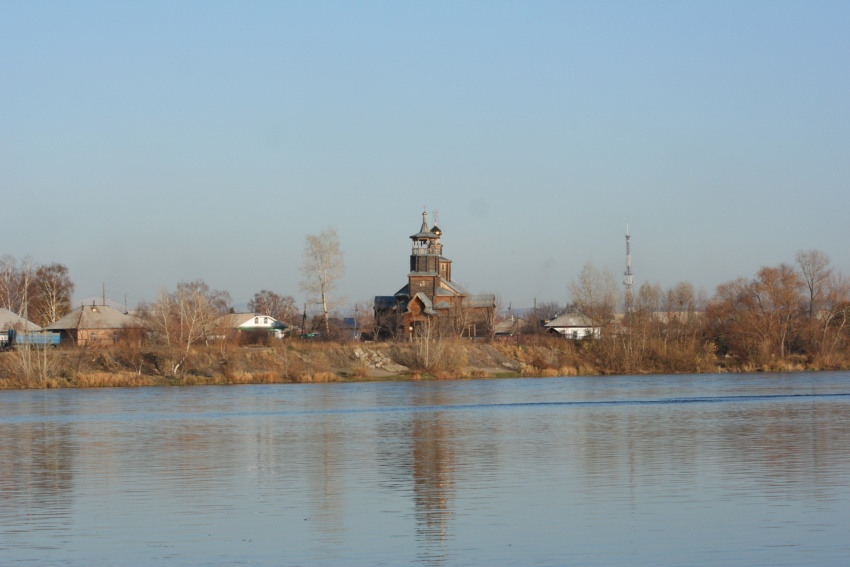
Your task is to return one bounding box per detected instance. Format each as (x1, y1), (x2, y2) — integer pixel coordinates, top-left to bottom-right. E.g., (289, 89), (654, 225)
(568, 262), (619, 329)
(795, 249), (832, 319)
(31, 263), (75, 326)
(140, 280), (231, 376)
(299, 228), (344, 337)
(0, 255), (23, 313)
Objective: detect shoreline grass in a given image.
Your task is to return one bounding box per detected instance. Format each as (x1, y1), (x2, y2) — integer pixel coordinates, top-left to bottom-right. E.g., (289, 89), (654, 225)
(1, 338), (847, 390)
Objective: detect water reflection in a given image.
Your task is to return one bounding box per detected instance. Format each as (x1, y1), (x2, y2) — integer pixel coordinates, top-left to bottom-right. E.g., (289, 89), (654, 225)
(0, 374), (849, 566)
(0, 419), (74, 550)
(409, 394), (457, 565)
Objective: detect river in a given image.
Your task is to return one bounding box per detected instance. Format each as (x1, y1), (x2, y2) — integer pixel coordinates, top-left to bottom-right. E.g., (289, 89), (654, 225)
(1, 372), (849, 566)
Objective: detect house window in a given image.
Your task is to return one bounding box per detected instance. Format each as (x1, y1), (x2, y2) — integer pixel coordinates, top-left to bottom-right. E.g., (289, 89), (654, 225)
(90, 332), (98, 342)
(263, 317), (268, 324)
(255, 317), (259, 324)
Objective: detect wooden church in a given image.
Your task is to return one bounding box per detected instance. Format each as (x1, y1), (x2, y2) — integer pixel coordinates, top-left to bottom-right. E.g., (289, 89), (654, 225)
(374, 211), (496, 339)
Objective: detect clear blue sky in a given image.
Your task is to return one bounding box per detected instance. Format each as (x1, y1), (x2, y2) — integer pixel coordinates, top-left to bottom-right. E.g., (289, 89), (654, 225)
(3, 1), (848, 311)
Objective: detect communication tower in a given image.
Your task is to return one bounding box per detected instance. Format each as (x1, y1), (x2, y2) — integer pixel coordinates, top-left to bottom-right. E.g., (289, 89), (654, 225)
(623, 224), (634, 312)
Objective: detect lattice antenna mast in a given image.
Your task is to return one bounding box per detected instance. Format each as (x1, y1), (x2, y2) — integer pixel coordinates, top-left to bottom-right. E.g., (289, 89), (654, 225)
(623, 224), (634, 312)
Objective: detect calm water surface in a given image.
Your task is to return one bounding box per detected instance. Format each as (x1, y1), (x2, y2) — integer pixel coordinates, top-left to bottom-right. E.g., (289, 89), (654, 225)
(1, 372), (849, 566)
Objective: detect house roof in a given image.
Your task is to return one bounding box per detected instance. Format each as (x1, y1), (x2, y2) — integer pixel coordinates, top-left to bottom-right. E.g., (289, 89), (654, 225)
(495, 317), (526, 335)
(466, 293), (496, 308)
(217, 313), (288, 330)
(544, 313), (595, 328)
(46, 304), (144, 331)
(0, 308), (42, 331)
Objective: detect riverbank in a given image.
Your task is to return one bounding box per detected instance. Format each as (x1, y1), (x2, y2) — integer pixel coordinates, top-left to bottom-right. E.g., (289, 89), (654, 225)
(1, 337), (846, 389)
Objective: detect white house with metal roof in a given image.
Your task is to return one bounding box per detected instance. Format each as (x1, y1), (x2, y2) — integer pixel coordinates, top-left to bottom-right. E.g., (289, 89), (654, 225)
(544, 313), (600, 339)
(215, 313), (289, 339)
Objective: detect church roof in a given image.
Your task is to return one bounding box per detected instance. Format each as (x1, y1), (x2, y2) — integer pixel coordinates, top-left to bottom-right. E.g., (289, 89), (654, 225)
(466, 293), (496, 308)
(374, 296), (398, 309)
(393, 284), (409, 297)
(409, 292), (437, 315)
(410, 211), (440, 240)
(410, 229), (438, 240)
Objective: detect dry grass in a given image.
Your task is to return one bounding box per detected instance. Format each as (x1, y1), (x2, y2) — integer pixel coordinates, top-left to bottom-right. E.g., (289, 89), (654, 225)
(74, 371), (157, 388)
(2, 335), (848, 390)
(349, 362), (371, 379)
(294, 371), (340, 383)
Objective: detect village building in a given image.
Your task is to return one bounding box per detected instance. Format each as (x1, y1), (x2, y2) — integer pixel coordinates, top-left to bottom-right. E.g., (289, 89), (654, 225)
(375, 211), (496, 339)
(0, 308), (45, 348)
(494, 315), (526, 338)
(46, 303), (145, 346)
(215, 312), (290, 341)
(544, 312), (600, 339)
(0, 308), (42, 332)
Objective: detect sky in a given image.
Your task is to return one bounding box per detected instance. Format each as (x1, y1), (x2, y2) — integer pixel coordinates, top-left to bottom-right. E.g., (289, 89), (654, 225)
(3, 1), (849, 313)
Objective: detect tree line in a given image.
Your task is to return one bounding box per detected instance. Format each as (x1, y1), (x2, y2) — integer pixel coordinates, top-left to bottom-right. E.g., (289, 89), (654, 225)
(544, 249), (850, 372)
(5, 236), (850, 374)
(0, 256), (75, 327)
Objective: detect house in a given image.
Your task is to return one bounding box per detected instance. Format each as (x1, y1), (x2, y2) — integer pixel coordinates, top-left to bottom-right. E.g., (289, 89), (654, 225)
(544, 313), (600, 339)
(0, 308), (44, 348)
(494, 315), (526, 338)
(45, 303), (145, 346)
(375, 211), (496, 339)
(215, 312), (289, 340)
(0, 308), (42, 332)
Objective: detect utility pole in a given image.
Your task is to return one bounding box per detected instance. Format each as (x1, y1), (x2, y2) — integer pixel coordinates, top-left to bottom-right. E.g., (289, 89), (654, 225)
(623, 224), (634, 314)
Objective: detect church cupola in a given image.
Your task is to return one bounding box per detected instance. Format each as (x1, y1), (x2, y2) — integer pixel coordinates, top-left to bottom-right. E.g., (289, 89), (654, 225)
(410, 210), (443, 273)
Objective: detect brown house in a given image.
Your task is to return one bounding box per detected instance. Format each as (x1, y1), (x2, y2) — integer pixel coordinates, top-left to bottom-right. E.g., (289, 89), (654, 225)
(45, 303), (145, 346)
(375, 211), (496, 339)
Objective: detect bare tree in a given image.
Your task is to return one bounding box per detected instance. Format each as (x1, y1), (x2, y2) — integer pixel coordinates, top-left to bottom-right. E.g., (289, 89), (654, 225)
(568, 262), (620, 329)
(706, 264), (803, 362)
(140, 280), (231, 376)
(351, 299), (376, 340)
(751, 264), (804, 359)
(450, 296), (472, 337)
(0, 255), (36, 317)
(0, 257), (75, 326)
(795, 249), (832, 320)
(248, 290), (299, 324)
(485, 294), (504, 340)
(31, 263), (75, 326)
(535, 301), (566, 321)
(0, 255), (23, 313)
(299, 228), (344, 337)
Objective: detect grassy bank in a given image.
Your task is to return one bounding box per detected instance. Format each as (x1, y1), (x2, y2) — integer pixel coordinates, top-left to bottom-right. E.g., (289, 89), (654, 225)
(1, 336), (847, 390)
